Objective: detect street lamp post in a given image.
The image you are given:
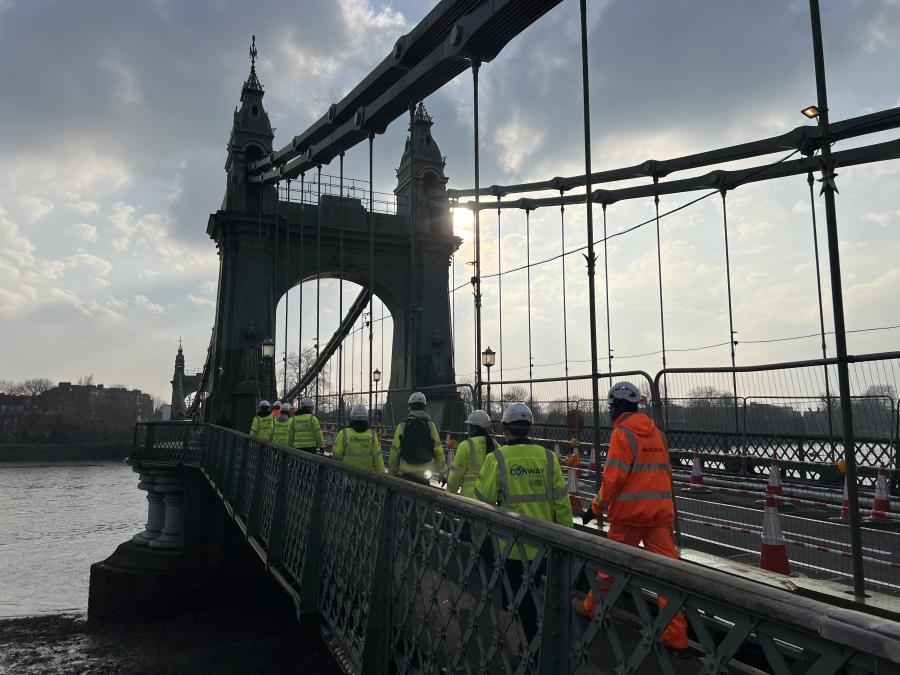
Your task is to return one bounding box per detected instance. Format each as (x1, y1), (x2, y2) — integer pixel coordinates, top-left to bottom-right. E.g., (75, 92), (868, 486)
(372, 368), (382, 425)
(481, 346), (495, 417)
(261, 338), (275, 401)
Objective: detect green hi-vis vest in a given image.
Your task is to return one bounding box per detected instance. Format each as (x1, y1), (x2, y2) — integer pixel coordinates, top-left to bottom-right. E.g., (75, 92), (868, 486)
(292, 413), (323, 449)
(447, 435), (489, 498)
(334, 427), (385, 472)
(474, 440), (574, 559)
(271, 416), (292, 445)
(250, 414), (273, 440)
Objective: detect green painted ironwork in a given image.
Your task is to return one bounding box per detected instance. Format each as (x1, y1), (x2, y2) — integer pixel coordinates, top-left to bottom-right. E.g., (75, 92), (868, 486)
(131, 422), (900, 674)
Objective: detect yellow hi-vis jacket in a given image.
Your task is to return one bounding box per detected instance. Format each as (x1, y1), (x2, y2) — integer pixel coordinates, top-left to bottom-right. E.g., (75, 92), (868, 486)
(447, 435), (489, 498)
(333, 427), (386, 472)
(474, 438), (573, 559)
(388, 412), (446, 477)
(291, 412), (324, 450)
(250, 414), (273, 440)
(269, 414), (293, 445)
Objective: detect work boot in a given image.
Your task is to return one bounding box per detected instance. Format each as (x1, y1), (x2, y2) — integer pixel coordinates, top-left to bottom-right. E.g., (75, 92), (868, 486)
(570, 597), (592, 618)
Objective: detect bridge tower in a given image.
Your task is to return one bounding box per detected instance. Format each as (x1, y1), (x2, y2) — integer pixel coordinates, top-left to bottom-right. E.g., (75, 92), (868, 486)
(204, 40), (461, 432)
(170, 340), (187, 419)
(205, 37), (278, 427)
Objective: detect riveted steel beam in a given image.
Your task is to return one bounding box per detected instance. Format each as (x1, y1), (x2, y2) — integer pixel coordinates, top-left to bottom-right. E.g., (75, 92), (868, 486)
(249, 0), (564, 182)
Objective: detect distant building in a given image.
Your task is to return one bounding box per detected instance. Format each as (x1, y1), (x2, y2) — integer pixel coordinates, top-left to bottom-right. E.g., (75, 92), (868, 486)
(0, 383), (155, 443)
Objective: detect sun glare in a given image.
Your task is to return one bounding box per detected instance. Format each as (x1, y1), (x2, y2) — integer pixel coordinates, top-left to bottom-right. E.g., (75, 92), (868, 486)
(452, 207), (475, 241)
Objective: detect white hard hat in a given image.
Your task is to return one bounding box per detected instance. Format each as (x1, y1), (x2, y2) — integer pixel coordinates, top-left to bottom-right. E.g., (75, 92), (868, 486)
(273, 400), (282, 409)
(608, 381), (642, 405)
(301, 397), (314, 408)
(280, 403), (290, 412)
(259, 400), (270, 408)
(466, 409), (491, 428)
(408, 391), (427, 406)
(350, 404), (367, 421)
(501, 402), (533, 425)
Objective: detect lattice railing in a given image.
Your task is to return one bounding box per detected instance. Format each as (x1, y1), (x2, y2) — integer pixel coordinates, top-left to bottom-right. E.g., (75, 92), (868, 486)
(130, 422), (900, 674)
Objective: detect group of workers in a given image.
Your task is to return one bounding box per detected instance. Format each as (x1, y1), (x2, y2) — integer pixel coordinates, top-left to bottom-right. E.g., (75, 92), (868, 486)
(247, 381), (688, 655)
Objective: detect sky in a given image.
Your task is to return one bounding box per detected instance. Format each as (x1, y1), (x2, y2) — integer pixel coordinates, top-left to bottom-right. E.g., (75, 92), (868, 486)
(1, 0), (899, 403)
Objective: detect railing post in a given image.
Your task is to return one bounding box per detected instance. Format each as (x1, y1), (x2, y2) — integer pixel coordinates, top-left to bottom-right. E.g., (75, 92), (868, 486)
(235, 438), (252, 518)
(146, 423), (156, 459)
(538, 546), (572, 674)
(360, 488), (395, 675)
(297, 464), (327, 614)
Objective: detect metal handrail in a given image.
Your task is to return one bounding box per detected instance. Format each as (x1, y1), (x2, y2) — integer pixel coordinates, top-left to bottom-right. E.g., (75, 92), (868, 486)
(132, 422), (900, 673)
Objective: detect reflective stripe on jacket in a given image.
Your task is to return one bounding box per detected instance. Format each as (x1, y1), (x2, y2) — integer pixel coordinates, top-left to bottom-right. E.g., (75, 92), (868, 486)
(333, 427), (385, 472)
(270, 415), (293, 445)
(474, 439), (573, 559)
(387, 413), (445, 476)
(447, 435), (488, 498)
(597, 411), (674, 528)
(249, 414), (273, 440)
(291, 413), (323, 449)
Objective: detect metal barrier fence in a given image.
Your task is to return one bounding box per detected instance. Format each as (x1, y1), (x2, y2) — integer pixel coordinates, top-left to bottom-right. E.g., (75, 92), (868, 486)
(131, 422), (900, 674)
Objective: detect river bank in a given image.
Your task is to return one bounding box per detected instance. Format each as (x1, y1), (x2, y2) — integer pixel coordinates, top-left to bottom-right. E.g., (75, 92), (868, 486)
(0, 443), (131, 462)
(0, 606), (342, 674)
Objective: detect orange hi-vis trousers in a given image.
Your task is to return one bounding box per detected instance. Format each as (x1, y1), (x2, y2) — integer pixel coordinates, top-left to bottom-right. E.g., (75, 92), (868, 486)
(582, 523), (688, 650)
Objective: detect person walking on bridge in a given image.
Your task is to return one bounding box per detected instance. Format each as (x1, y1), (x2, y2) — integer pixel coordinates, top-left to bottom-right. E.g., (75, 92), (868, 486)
(446, 409), (495, 498)
(291, 397), (324, 454)
(388, 392), (445, 485)
(269, 403), (293, 446)
(332, 404), (385, 473)
(574, 381), (688, 654)
(249, 399), (273, 439)
(474, 402), (573, 643)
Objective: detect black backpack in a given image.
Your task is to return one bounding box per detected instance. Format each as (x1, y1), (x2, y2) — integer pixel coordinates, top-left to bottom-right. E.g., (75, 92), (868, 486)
(400, 416), (435, 464)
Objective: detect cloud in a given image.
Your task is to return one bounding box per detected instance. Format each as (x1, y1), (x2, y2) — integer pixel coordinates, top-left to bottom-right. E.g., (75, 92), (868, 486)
(19, 195), (54, 223)
(74, 223), (98, 243)
(133, 294), (164, 314)
(47, 288), (125, 322)
(188, 294), (214, 307)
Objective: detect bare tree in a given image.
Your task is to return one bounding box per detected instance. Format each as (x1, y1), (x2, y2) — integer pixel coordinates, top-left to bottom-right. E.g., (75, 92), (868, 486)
(10, 378), (55, 396)
(0, 379), (14, 394)
(77, 374), (95, 386)
(864, 384), (897, 401)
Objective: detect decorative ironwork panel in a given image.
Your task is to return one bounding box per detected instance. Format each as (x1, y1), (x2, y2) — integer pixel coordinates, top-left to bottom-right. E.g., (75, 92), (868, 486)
(318, 469), (385, 665)
(255, 444), (281, 546)
(279, 454), (319, 590)
(388, 496), (551, 674)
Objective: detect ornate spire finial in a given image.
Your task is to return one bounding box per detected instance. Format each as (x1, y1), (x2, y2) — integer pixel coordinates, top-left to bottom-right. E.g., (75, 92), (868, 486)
(414, 101), (432, 123)
(178, 336), (183, 351)
(244, 34), (263, 91)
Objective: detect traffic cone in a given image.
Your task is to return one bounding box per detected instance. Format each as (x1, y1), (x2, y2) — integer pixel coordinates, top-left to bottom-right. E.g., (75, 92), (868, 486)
(565, 466), (582, 513)
(588, 447), (596, 474)
(445, 434), (454, 469)
(683, 451), (713, 494)
(759, 493), (791, 575)
(864, 465), (896, 526)
(829, 475), (849, 523)
(757, 458), (793, 508)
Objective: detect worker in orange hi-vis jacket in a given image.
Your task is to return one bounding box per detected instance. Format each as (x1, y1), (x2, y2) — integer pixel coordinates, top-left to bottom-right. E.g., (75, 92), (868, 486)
(573, 381), (689, 655)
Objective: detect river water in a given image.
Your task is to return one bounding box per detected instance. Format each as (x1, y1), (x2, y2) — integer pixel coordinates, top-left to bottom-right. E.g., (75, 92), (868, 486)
(0, 462), (146, 617)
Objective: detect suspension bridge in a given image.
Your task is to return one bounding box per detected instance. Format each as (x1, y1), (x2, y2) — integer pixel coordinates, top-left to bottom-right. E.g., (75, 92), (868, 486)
(92, 1), (900, 672)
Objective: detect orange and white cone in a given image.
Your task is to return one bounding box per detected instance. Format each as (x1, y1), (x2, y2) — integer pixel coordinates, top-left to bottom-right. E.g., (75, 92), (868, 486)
(565, 466), (583, 513)
(445, 434), (454, 469)
(588, 447), (597, 474)
(865, 465), (895, 525)
(829, 475), (850, 522)
(759, 493), (791, 575)
(683, 451), (713, 494)
(758, 458), (793, 508)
